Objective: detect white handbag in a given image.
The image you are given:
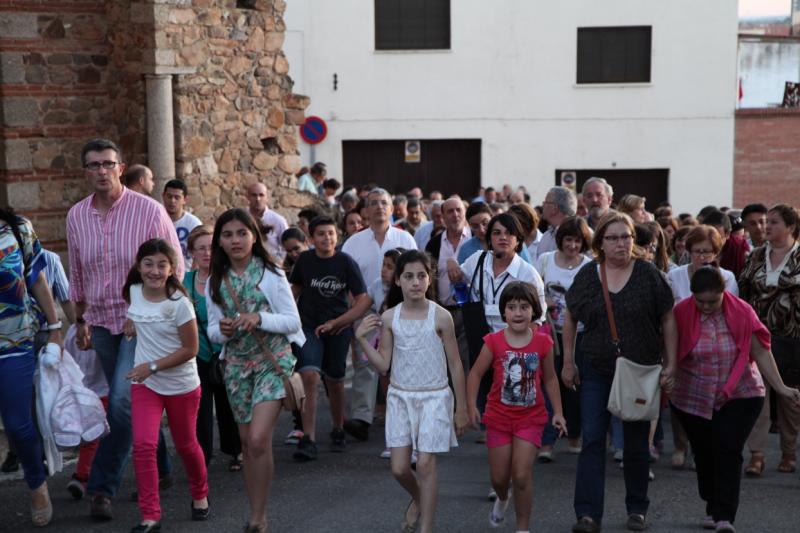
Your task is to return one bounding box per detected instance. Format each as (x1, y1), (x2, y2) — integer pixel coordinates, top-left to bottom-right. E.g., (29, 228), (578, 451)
(600, 263), (662, 422)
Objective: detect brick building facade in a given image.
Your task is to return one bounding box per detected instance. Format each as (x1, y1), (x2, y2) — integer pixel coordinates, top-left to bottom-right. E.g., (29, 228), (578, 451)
(734, 107), (800, 208)
(0, 0), (310, 251)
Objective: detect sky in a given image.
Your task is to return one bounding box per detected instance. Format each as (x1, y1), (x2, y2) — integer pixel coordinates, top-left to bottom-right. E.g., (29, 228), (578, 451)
(739, 0), (791, 18)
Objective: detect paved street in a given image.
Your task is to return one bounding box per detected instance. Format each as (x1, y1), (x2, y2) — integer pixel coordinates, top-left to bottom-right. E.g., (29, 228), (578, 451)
(1, 397), (799, 533)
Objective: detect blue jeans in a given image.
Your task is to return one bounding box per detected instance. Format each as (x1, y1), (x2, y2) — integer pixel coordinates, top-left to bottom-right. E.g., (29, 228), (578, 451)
(574, 356), (650, 524)
(297, 326), (352, 381)
(88, 328), (171, 497)
(0, 352), (45, 489)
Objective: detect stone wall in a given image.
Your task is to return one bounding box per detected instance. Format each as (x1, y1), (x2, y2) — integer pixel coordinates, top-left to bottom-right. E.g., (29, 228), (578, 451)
(0, 0), (309, 250)
(154, 0), (309, 222)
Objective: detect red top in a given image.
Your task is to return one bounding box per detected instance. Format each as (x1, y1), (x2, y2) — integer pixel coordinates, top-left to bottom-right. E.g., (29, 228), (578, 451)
(482, 328), (553, 429)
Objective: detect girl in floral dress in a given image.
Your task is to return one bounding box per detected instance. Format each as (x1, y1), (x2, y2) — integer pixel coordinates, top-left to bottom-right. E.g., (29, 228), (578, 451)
(206, 209), (305, 533)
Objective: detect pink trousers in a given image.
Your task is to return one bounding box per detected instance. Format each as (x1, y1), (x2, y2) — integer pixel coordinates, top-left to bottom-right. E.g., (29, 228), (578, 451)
(132, 385), (207, 521)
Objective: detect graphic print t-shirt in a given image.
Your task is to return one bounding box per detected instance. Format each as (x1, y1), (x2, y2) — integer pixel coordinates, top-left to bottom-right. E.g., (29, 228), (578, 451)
(482, 328), (553, 429)
(290, 250), (367, 328)
(173, 212), (202, 266)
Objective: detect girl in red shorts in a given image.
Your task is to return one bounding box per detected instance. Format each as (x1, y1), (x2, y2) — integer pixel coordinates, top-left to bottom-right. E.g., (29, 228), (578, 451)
(467, 281), (567, 532)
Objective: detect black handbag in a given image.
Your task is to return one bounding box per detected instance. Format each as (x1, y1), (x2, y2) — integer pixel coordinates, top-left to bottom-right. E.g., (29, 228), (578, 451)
(461, 251), (491, 366)
(771, 335), (800, 387)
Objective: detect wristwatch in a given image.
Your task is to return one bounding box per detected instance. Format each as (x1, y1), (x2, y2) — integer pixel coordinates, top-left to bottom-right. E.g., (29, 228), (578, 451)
(149, 362), (159, 374)
(45, 321), (63, 331)
(76, 317), (86, 325)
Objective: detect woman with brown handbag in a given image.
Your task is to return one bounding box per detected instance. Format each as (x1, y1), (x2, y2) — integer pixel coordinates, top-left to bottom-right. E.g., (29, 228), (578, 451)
(206, 209), (305, 533)
(561, 212), (677, 533)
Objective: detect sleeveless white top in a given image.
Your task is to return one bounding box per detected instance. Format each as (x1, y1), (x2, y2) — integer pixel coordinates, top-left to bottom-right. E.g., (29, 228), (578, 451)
(390, 301), (448, 391)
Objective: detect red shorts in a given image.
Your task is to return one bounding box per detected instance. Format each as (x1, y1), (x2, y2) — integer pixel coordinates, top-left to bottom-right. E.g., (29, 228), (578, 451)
(485, 419), (544, 449)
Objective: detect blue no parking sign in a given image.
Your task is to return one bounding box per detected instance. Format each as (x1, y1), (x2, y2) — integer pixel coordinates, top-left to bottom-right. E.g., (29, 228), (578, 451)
(300, 116), (328, 144)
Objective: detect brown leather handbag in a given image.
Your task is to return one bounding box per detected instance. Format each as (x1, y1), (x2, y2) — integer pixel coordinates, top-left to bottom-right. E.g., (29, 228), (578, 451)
(224, 275), (306, 412)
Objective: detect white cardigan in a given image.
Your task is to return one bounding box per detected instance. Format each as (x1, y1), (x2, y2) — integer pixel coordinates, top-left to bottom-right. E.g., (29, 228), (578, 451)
(205, 266), (306, 355)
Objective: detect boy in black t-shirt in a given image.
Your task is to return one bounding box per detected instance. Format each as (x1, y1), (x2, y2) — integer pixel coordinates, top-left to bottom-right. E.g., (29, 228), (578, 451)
(289, 216), (372, 460)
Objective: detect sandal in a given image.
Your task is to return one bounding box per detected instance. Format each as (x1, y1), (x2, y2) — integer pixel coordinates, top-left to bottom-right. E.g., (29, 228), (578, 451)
(31, 482), (52, 527)
(401, 498), (419, 533)
(744, 452), (765, 477)
(229, 454), (244, 472)
(778, 454), (796, 473)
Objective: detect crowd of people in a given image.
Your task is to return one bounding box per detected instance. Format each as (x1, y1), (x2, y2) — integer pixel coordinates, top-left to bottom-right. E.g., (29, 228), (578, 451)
(1, 137), (800, 533)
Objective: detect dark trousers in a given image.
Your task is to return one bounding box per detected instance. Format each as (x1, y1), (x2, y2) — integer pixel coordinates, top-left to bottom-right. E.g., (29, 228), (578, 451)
(574, 356), (650, 524)
(672, 397), (763, 523)
(543, 332), (584, 444)
(196, 358), (242, 465)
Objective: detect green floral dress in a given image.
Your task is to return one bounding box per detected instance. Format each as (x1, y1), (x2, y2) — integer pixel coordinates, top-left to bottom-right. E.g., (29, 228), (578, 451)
(221, 257), (295, 423)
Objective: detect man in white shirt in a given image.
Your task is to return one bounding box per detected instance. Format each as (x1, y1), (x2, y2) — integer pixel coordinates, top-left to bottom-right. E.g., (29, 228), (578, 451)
(162, 179), (202, 266)
(539, 186), (577, 256)
(341, 188), (416, 441)
(247, 182), (288, 260)
(425, 196), (472, 372)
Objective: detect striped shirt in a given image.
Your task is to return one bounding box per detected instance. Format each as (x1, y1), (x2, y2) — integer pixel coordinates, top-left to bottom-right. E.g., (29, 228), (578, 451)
(67, 187), (184, 335)
(672, 311), (764, 420)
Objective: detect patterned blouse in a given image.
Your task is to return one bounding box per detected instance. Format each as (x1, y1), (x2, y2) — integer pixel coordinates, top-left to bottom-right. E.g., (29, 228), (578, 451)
(672, 311), (764, 420)
(739, 242), (800, 339)
(0, 217), (46, 359)
(219, 257), (292, 364)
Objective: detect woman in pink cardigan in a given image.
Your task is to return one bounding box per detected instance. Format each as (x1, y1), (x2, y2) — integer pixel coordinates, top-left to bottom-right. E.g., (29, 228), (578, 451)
(671, 266), (800, 533)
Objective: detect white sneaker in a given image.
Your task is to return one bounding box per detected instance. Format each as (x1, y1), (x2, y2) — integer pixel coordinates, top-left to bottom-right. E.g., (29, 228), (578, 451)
(613, 449), (624, 462)
(284, 429), (304, 445)
(488, 498), (509, 528)
(702, 515), (716, 529)
(648, 469), (655, 481)
(379, 448), (391, 459)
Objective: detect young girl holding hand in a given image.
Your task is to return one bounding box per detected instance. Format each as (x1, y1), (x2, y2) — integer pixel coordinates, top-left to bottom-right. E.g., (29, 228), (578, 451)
(356, 250), (468, 533)
(467, 281), (566, 533)
(123, 239), (208, 533)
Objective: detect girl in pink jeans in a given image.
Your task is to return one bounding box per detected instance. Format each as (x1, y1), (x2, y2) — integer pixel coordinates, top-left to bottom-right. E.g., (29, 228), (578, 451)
(123, 239), (208, 533)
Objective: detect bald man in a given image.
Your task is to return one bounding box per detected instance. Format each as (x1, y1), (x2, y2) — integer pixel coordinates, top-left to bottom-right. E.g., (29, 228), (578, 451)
(247, 182), (288, 259)
(123, 164), (155, 196)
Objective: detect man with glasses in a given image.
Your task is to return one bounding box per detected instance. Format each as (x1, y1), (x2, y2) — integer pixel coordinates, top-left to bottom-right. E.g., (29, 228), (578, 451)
(341, 188), (417, 441)
(539, 186), (578, 256)
(67, 139), (183, 521)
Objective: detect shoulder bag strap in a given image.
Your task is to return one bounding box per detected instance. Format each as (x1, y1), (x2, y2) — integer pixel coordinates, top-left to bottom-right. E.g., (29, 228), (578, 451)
(599, 262), (622, 357)
(223, 274), (286, 377)
(468, 250), (488, 304)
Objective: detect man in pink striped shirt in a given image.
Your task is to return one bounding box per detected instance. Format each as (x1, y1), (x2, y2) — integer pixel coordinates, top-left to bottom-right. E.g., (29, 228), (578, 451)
(67, 139), (184, 521)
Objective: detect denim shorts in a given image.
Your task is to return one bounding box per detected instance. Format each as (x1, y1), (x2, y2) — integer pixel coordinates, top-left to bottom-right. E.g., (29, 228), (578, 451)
(297, 326), (353, 381)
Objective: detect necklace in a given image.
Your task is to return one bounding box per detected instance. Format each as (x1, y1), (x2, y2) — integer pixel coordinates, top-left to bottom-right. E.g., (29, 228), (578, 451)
(196, 273), (209, 285)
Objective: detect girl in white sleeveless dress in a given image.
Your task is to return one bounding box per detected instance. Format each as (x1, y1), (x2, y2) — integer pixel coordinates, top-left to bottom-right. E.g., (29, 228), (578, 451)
(356, 250), (468, 533)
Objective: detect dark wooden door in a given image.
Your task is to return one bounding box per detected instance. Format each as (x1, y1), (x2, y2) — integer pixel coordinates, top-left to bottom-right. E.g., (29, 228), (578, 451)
(555, 168), (670, 208)
(343, 139), (481, 198)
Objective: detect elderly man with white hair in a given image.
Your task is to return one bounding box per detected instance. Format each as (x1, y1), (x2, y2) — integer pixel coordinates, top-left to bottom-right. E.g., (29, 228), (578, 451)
(581, 177), (613, 230)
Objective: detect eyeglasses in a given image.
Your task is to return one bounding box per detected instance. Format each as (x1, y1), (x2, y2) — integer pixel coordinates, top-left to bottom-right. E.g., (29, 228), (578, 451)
(84, 160), (119, 171)
(646, 244), (658, 253)
(602, 234), (633, 243)
(691, 249), (715, 256)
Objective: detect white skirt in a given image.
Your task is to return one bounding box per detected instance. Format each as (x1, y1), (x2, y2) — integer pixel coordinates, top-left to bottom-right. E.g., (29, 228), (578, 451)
(385, 385), (458, 453)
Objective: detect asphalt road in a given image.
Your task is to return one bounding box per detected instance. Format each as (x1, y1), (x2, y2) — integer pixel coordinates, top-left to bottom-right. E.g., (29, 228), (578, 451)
(1, 400), (799, 532)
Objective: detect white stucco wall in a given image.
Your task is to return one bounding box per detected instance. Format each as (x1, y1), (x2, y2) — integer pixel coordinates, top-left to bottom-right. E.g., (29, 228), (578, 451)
(284, 0), (738, 213)
(738, 38), (800, 108)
